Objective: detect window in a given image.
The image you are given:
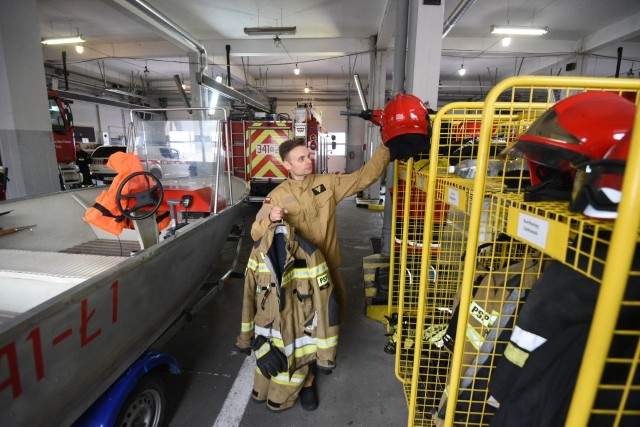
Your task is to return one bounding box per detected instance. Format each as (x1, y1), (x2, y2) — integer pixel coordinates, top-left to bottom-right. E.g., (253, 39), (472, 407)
(324, 132), (346, 156)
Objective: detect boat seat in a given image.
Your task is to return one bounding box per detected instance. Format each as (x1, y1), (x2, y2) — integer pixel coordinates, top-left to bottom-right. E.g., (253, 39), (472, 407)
(0, 249), (126, 280)
(0, 249), (127, 313)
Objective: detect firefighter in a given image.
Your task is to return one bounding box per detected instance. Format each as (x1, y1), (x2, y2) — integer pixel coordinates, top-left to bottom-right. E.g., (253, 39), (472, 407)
(252, 93), (430, 314)
(75, 143), (93, 186)
(236, 221), (339, 412)
(251, 93), (430, 409)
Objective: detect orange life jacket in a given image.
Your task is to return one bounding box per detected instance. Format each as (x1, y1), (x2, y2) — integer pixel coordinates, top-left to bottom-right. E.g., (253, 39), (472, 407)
(83, 152), (170, 235)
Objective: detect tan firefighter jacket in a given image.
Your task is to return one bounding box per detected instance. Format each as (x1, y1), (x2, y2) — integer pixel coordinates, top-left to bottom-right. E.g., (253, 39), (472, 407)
(251, 144), (390, 271)
(237, 221), (340, 376)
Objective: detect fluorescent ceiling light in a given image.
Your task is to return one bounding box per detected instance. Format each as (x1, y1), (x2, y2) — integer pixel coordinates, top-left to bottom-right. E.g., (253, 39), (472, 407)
(491, 25), (548, 36)
(244, 26), (297, 36)
(41, 35), (86, 45)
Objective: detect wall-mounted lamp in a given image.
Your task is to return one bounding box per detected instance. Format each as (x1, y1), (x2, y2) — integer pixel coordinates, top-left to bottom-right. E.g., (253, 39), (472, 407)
(41, 34), (86, 45)
(244, 26), (297, 36)
(490, 25), (548, 35)
(294, 64), (300, 75)
(458, 64), (466, 76)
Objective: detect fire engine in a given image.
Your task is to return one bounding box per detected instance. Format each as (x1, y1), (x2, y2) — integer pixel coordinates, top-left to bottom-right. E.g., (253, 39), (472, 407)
(47, 89), (81, 188)
(48, 89), (75, 163)
(225, 104), (329, 202)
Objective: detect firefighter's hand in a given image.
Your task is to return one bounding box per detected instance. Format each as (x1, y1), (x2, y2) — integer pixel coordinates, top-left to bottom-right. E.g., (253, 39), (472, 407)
(235, 344), (252, 356)
(269, 206), (287, 222)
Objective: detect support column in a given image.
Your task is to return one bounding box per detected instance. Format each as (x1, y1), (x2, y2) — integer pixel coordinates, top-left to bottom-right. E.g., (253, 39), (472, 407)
(362, 44), (387, 201)
(381, 0), (410, 257)
(0, 0), (59, 198)
(405, 0), (444, 108)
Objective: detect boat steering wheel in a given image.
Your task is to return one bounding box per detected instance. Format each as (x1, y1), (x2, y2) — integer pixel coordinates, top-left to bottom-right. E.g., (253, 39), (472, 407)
(115, 171), (164, 220)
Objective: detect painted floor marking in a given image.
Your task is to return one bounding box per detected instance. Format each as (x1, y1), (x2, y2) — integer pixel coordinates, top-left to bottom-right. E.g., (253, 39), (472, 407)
(212, 356), (255, 427)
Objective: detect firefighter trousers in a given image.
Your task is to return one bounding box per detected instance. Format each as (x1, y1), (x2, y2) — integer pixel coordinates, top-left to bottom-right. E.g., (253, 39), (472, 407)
(252, 365), (312, 411)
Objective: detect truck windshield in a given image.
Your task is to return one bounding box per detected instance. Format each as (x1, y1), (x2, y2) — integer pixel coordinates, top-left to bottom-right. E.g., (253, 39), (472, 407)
(49, 97), (66, 129)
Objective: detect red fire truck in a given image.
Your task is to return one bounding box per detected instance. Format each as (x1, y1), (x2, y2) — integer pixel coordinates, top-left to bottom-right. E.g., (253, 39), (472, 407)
(47, 89), (81, 188)
(225, 104), (328, 202)
(48, 89), (75, 163)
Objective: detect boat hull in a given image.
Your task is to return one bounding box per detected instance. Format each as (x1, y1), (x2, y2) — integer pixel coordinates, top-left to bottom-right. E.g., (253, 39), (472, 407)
(0, 177), (248, 426)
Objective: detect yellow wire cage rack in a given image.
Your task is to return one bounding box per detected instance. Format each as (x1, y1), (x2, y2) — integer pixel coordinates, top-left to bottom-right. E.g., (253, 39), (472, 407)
(390, 75), (640, 426)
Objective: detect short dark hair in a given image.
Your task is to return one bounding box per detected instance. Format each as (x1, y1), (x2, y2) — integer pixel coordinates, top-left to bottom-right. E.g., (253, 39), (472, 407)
(279, 137), (306, 162)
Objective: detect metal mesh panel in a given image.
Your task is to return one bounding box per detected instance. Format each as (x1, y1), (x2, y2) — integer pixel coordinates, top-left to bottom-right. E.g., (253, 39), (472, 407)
(399, 76), (640, 426)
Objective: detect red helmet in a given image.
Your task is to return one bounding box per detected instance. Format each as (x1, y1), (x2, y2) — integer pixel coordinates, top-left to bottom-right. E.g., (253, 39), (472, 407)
(503, 91), (636, 187)
(569, 130), (632, 219)
(456, 121), (482, 142)
(380, 93), (429, 144)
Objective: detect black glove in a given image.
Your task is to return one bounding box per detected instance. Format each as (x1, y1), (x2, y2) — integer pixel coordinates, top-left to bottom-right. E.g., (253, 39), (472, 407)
(252, 335), (288, 379)
(235, 344), (251, 356)
(359, 109), (373, 121)
(317, 365), (333, 375)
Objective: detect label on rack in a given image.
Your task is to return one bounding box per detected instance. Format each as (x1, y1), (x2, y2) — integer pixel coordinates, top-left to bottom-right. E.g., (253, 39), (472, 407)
(507, 207), (568, 261)
(446, 186), (467, 211)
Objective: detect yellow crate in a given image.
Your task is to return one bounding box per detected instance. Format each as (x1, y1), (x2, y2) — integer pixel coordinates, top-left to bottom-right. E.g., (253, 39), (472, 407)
(442, 76), (640, 427)
(400, 76), (640, 426)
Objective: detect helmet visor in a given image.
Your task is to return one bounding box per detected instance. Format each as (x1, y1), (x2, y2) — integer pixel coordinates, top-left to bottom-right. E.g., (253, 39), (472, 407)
(505, 139), (585, 170)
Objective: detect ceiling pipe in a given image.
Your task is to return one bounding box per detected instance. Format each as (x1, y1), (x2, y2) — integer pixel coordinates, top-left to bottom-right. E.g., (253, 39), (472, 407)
(197, 73), (270, 113)
(442, 0), (479, 38)
(113, 0), (207, 73)
(114, 0), (270, 112)
(55, 89), (164, 111)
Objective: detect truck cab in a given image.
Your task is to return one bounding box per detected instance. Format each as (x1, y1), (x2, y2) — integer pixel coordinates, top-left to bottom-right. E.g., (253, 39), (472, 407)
(48, 89), (81, 188)
(48, 89), (75, 164)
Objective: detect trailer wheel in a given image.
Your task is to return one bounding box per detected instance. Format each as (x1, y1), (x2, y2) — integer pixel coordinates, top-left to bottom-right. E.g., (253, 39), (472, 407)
(115, 373), (165, 427)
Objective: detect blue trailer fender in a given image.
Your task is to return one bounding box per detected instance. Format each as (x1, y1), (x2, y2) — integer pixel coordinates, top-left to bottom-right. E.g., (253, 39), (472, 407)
(73, 350), (181, 427)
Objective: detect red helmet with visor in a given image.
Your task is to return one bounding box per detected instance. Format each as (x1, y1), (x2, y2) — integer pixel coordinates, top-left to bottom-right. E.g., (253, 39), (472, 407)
(504, 91), (636, 187)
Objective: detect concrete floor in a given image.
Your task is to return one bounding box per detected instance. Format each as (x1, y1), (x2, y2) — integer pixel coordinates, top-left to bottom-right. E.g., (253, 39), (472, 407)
(158, 196), (408, 426)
